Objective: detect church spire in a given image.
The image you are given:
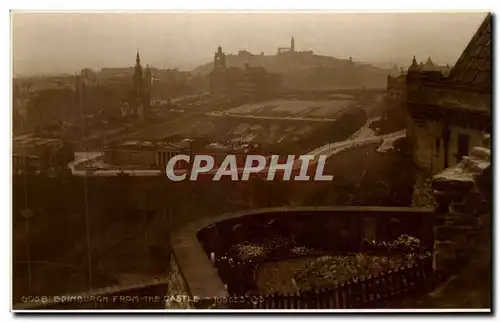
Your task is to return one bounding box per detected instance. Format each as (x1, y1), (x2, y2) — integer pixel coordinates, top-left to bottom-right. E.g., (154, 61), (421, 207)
(133, 50), (143, 104)
(134, 50), (143, 79)
(408, 55), (420, 73)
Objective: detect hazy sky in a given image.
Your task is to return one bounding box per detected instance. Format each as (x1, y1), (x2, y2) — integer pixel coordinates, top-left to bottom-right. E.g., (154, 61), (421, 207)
(12, 11), (488, 76)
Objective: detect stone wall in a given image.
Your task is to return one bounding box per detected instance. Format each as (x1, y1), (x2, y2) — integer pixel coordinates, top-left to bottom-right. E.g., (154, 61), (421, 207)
(197, 207), (435, 258)
(411, 172), (436, 208)
(165, 254), (193, 309)
(408, 118), (486, 175)
(432, 137), (491, 273)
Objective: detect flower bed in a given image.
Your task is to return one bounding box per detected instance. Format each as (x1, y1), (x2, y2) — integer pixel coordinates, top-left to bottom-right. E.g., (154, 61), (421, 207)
(216, 234), (431, 296)
(226, 236), (301, 263)
(294, 252), (429, 290)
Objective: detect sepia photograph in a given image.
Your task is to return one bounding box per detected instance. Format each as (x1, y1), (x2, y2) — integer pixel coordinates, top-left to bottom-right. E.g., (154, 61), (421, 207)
(9, 8), (492, 312)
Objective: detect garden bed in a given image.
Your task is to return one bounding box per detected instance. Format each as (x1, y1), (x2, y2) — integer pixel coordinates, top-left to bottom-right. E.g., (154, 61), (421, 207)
(216, 234), (431, 296)
(255, 251), (430, 295)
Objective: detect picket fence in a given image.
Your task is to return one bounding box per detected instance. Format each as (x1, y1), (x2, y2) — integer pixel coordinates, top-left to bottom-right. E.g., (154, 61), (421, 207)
(228, 255), (434, 309)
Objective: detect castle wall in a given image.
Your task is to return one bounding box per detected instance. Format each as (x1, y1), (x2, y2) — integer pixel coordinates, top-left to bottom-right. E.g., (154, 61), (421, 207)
(408, 117), (486, 174)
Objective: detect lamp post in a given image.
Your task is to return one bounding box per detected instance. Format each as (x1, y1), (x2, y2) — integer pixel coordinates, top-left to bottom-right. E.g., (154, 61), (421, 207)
(76, 72), (93, 289)
(21, 154), (33, 291)
(83, 166), (93, 289)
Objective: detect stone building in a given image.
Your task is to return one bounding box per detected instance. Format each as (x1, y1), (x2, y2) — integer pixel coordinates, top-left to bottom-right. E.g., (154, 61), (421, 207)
(407, 57), (452, 76)
(209, 46), (282, 99)
(103, 139), (191, 170)
(12, 78), (79, 134)
(277, 36), (295, 54)
(12, 55), (152, 136)
(103, 137), (264, 173)
(405, 13), (491, 174)
(12, 136), (74, 174)
(385, 56), (452, 128)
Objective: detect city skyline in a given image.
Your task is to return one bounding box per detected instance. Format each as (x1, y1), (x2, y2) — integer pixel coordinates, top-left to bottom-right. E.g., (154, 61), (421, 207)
(12, 11), (488, 76)
(11, 11), (492, 311)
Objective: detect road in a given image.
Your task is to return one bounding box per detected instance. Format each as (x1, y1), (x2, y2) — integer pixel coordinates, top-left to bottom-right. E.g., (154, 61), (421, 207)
(69, 129), (405, 178)
(308, 129), (405, 159)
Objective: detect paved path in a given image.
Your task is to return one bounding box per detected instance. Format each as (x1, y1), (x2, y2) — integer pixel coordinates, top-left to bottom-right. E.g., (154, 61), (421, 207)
(308, 129), (405, 159)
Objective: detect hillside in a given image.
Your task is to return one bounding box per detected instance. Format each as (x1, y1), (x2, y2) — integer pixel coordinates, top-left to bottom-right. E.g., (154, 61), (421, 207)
(193, 52), (349, 74)
(193, 51), (391, 89)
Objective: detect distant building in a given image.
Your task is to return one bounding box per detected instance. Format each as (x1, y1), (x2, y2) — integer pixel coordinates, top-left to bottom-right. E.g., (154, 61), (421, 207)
(419, 57), (452, 76)
(277, 36), (316, 57)
(11, 74), (87, 134)
(277, 36), (295, 54)
(405, 14), (491, 173)
(104, 139), (192, 171)
(13, 67), (125, 134)
(103, 138), (264, 172)
(209, 46), (282, 99)
(132, 51), (152, 122)
(96, 52), (154, 121)
(12, 136), (74, 174)
(25, 86), (80, 133)
(209, 46), (229, 96)
(99, 67), (136, 77)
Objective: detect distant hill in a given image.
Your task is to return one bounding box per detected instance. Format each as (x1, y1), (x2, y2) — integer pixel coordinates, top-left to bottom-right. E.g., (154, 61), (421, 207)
(193, 51), (352, 75)
(192, 51), (392, 89)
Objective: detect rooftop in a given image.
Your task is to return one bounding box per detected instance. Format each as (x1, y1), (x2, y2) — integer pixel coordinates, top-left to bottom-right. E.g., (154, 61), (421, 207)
(106, 137), (260, 155)
(13, 136), (64, 156)
(224, 99), (355, 119)
(407, 14), (492, 115)
(448, 13), (491, 92)
(419, 85), (491, 113)
(108, 139), (192, 151)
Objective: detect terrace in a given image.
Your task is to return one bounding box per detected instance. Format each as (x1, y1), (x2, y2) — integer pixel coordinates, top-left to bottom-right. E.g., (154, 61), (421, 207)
(169, 206), (436, 309)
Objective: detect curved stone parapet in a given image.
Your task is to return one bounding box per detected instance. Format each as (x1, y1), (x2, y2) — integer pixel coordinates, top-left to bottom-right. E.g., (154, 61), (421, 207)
(169, 206), (435, 309)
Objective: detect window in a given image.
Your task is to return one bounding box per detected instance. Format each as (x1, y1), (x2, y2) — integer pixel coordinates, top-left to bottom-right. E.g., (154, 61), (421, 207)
(457, 134), (470, 161)
(435, 138), (440, 157)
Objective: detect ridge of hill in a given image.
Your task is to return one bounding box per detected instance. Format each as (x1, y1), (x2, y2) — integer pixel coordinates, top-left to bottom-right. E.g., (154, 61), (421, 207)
(192, 51), (391, 76)
(192, 51), (393, 89)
